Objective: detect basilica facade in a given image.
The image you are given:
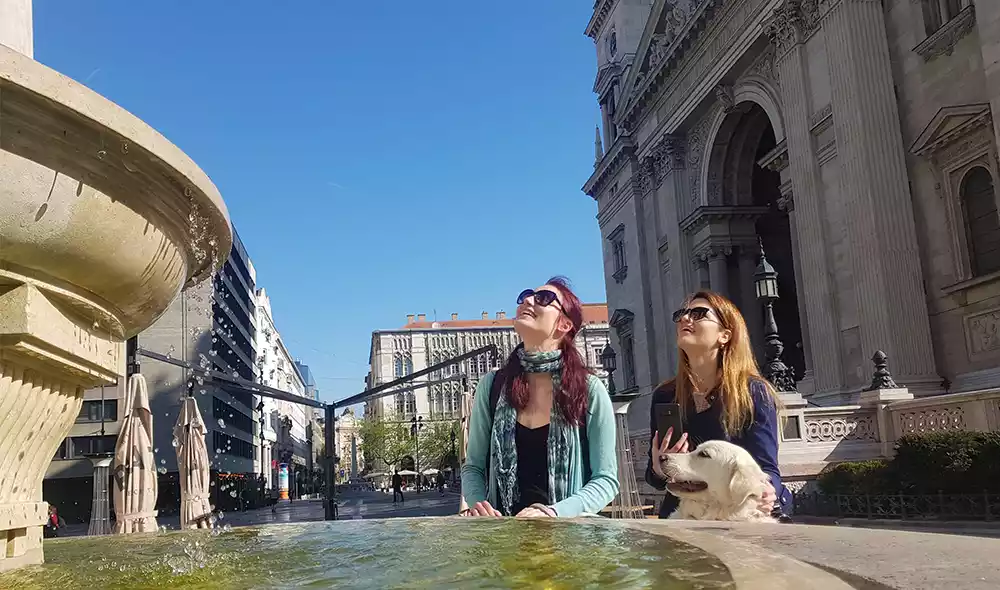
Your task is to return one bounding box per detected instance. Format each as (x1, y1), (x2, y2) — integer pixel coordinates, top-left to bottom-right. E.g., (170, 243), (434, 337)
(584, 0), (1000, 404)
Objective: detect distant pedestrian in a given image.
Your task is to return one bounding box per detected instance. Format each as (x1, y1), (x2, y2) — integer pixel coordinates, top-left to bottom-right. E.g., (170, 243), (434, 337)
(392, 470), (404, 504)
(44, 505), (65, 538)
(436, 472), (446, 494)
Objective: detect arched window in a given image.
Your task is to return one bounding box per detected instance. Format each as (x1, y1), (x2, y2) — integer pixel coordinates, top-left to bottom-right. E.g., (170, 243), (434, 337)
(394, 354), (404, 378)
(962, 166), (1000, 276)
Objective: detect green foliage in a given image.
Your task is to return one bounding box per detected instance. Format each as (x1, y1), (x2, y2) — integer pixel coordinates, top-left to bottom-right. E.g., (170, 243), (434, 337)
(891, 431), (1000, 494)
(816, 431), (1000, 495)
(816, 460), (891, 495)
(358, 417), (412, 471)
(416, 420), (461, 470)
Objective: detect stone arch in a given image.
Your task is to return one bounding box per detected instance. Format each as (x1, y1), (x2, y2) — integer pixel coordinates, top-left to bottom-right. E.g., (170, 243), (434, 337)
(698, 79), (785, 207)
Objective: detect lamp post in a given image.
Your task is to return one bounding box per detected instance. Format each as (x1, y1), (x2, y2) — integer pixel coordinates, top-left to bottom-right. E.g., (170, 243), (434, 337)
(754, 243), (797, 392)
(450, 427), (457, 484)
(410, 415), (423, 490)
(256, 399), (266, 488)
(600, 343), (617, 396)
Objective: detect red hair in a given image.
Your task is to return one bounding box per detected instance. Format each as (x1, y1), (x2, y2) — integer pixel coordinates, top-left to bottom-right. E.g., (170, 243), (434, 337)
(502, 276), (589, 425)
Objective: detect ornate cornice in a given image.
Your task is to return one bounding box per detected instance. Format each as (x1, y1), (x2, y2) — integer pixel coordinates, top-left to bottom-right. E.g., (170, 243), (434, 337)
(621, 0), (723, 132)
(913, 5), (976, 63)
(759, 140), (789, 172)
(911, 104), (993, 159)
(680, 205), (771, 234)
(586, 0), (618, 39)
(594, 61), (624, 95)
(583, 134), (636, 199)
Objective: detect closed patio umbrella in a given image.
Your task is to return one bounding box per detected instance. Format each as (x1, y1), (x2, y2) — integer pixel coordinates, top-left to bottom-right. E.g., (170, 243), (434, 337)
(113, 374), (159, 533)
(174, 396), (213, 529)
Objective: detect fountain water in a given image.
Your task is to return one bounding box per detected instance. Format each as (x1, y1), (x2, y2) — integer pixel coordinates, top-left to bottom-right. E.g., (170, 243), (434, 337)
(0, 0), (230, 571)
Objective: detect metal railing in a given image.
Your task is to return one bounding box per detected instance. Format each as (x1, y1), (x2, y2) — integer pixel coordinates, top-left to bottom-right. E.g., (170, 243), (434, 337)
(792, 491), (1000, 521)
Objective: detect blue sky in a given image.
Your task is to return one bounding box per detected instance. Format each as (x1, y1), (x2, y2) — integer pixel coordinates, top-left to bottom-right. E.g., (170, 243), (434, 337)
(34, 1), (606, 404)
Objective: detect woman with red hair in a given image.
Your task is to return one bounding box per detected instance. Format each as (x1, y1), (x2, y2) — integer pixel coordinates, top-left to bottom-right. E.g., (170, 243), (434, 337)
(461, 277), (620, 517)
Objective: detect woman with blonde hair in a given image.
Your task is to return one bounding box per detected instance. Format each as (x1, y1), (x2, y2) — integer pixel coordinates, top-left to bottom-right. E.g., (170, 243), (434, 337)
(645, 290), (790, 519)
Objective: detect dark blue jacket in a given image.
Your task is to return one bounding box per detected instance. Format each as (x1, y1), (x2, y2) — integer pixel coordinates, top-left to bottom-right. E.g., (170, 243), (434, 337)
(644, 379), (791, 518)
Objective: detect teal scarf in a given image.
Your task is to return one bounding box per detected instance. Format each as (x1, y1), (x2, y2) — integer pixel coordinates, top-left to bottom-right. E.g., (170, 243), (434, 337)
(491, 348), (574, 516)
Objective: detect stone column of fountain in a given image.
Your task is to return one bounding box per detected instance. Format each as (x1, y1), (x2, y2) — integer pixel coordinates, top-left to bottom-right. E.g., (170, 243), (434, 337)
(0, 0), (231, 572)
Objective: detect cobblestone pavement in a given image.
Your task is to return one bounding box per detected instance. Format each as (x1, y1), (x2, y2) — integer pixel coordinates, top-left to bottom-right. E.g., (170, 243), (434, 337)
(57, 488), (461, 538)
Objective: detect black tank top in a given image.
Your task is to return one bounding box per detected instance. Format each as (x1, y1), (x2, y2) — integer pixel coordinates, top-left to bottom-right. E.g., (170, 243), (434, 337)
(511, 422), (549, 514)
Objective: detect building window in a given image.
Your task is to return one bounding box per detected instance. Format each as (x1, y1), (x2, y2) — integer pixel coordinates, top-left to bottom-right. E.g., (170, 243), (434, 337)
(922, 0), (969, 35)
(592, 345), (604, 368)
(213, 431), (254, 459)
(69, 435), (116, 458)
(213, 396), (253, 434)
(962, 166), (1000, 277)
(395, 393), (406, 416)
(76, 399), (117, 423)
(608, 224), (628, 283)
(607, 29), (617, 58)
(394, 355), (404, 378)
(610, 309), (637, 391)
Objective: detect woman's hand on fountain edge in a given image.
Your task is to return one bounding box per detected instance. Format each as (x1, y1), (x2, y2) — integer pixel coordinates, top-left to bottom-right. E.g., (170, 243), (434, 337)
(515, 504), (556, 518)
(462, 501), (503, 517)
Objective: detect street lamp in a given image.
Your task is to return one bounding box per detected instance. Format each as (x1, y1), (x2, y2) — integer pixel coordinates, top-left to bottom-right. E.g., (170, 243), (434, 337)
(450, 428), (457, 483)
(600, 343), (618, 396)
(256, 399), (266, 485)
(754, 243), (797, 392)
(410, 415), (423, 490)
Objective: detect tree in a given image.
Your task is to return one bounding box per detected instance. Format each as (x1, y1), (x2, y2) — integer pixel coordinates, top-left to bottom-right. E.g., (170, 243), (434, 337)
(358, 417), (411, 472)
(416, 420), (461, 471)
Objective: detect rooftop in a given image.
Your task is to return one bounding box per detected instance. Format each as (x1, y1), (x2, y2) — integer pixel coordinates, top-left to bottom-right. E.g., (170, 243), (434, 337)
(395, 303), (608, 330)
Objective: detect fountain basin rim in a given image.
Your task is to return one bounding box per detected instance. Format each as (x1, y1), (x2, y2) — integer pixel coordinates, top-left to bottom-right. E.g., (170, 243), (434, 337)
(0, 44), (228, 226)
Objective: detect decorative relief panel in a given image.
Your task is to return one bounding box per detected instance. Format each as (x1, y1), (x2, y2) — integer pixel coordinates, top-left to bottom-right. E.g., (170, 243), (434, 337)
(896, 407), (966, 435)
(913, 5), (976, 62)
(965, 307), (1000, 360)
(804, 414), (878, 443)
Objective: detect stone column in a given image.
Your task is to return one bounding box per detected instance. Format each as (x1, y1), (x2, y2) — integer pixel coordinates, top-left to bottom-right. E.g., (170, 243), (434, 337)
(695, 258), (710, 290)
(0, 0), (32, 57)
(779, 192), (815, 393)
(655, 134), (691, 373)
(738, 247), (765, 361)
(706, 248), (729, 297)
(767, 11), (845, 395)
(977, 1), (1000, 152)
(823, 0), (939, 386)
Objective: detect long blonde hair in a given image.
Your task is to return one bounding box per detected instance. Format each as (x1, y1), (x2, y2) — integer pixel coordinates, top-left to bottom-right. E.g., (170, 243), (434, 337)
(666, 290), (783, 437)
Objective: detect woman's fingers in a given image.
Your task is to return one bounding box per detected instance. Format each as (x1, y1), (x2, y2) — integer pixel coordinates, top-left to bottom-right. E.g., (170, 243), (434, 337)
(668, 432), (688, 453)
(658, 428), (673, 454)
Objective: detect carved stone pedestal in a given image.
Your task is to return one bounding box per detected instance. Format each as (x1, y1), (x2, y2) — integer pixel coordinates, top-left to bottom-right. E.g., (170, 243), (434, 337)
(0, 284), (119, 572)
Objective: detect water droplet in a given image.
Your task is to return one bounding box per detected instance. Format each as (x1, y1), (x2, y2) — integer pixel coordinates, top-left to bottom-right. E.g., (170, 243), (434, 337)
(171, 438), (180, 448)
(154, 447), (159, 453)
(209, 350), (217, 357)
(229, 490), (237, 498)
(160, 458), (166, 465)
(217, 419), (226, 429)
(92, 320), (100, 330)
(157, 467), (167, 474)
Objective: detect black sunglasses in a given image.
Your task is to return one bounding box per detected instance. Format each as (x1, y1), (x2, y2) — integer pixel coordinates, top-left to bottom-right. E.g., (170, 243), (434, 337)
(517, 288), (568, 316)
(671, 306), (714, 323)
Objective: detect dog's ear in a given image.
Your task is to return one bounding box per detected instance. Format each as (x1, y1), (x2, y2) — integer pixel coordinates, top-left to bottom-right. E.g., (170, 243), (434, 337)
(727, 461), (764, 507)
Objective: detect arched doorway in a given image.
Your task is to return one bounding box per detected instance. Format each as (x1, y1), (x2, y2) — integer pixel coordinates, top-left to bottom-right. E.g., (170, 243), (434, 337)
(705, 102), (805, 379)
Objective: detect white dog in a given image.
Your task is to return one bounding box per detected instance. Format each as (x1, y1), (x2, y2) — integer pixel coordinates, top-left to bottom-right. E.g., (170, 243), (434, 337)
(660, 440), (775, 522)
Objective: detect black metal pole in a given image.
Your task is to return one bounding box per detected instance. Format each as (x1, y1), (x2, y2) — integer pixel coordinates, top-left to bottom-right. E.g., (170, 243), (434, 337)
(324, 404), (337, 520)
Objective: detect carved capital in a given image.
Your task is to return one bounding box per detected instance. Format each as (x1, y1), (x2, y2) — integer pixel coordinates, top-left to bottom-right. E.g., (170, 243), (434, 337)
(777, 192), (794, 212)
(715, 84), (734, 114)
(765, 0), (828, 56)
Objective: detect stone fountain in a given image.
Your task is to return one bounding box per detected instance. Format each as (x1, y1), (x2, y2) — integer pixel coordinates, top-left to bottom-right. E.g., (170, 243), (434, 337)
(0, 0), (230, 571)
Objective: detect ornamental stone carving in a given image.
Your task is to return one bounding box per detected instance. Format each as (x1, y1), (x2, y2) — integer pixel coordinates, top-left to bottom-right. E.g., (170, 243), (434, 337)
(715, 84), (734, 114)
(743, 45), (777, 83)
(764, 0), (830, 56)
(804, 414), (877, 443)
(965, 308), (1000, 358)
(913, 6), (976, 62)
(897, 407), (966, 435)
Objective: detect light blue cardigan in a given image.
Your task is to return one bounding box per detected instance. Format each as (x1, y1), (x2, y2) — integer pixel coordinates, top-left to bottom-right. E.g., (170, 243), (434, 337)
(461, 371), (620, 517)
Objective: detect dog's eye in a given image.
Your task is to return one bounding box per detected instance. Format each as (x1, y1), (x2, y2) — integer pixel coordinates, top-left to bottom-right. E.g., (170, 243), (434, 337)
(697, 450), (711, 459)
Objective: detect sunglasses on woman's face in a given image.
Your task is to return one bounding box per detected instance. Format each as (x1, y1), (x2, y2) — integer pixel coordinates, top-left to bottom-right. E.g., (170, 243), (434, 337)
(672, 306), (714, 323)
(517, 289), (568, 316)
